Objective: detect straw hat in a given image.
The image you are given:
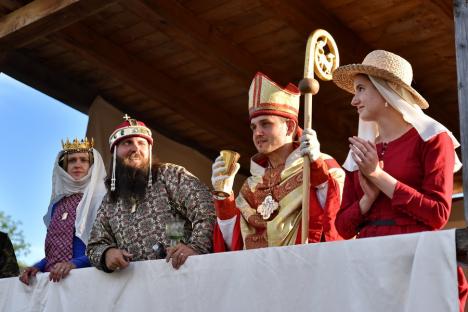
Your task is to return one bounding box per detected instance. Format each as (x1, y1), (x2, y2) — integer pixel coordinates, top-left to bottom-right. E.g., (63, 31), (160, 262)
(332, 50), (428, 108)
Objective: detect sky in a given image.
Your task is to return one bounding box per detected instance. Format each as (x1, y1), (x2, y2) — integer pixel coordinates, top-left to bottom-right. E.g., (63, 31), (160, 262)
(0, 73), (88, 265)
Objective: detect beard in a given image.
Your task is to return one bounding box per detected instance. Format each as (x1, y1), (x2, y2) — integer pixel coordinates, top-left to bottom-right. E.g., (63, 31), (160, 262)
(106, 156), (150, 203)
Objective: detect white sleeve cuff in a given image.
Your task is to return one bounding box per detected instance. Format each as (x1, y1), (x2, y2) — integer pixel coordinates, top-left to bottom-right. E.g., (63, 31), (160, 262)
(315, 181), (329, 209)
(217, 216), (237, 250)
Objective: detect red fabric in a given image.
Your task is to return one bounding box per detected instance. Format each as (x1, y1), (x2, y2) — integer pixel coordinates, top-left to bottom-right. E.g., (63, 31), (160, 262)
(215, 194), (238, 220)
(295, 158), (343, 243)
(336, 128), (467, 310)
(458, 267), (468, 312)
(45, 193), (82, 271)
(213, 214), (243, 252)
(213, 156), (343, 252)
(336, 128), (453, 238)
(249, 110), (298, 123)
(213, 195), (242, 252)
(110, 119), (153, 149)
(113, 120), (149, 132)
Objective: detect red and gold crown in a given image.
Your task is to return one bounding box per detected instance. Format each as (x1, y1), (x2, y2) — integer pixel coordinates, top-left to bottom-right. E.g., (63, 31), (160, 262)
(61, 137), (94, 153)
(109, 114), (153, 151)
(248, 72), (300, 121)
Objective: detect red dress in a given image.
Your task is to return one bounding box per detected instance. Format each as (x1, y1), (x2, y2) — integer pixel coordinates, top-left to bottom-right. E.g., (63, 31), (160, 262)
(336, 128), (467, 311)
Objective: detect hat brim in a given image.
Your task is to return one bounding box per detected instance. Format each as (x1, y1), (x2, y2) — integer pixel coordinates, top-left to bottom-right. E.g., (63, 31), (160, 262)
(332, 64), (429, 109)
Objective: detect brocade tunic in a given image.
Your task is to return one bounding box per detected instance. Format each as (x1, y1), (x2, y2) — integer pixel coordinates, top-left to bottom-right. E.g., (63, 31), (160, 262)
(87, 163), (215, 270)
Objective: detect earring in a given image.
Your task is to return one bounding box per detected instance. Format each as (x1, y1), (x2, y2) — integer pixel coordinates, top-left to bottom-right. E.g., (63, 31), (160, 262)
(384, 102), (388, 107)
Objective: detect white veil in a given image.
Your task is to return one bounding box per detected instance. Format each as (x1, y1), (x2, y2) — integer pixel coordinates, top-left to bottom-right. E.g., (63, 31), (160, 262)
(343, 76), (461, 172)
(43, 148), (107, 244)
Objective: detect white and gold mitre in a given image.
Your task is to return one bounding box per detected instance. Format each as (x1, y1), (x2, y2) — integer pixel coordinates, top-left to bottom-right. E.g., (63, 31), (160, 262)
(248, 72), (300, 121)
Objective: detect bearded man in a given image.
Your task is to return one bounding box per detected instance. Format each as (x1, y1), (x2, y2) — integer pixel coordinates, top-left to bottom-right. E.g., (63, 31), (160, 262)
(86, 115), (215, 271)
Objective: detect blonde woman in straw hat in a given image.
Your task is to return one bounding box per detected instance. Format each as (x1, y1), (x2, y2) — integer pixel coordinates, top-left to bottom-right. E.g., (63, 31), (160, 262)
(333, 50), (467, 311)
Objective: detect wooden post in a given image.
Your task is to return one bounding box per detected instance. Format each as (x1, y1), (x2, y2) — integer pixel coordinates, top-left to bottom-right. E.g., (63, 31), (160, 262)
(454, 0), (468, 223)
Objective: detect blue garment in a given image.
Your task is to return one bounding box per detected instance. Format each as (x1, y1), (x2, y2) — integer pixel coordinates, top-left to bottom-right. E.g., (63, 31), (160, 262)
(34, 201), (91, 272)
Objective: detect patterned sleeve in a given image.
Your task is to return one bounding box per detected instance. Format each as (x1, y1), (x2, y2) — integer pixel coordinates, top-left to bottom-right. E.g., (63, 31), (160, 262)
(86, 196), (117, 271)
(162, 164), (216, 254)
(0, 232), (19, 278)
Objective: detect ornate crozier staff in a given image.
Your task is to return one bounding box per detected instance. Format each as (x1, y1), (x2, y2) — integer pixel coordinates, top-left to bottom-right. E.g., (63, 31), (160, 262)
(298, 29), (339, 244)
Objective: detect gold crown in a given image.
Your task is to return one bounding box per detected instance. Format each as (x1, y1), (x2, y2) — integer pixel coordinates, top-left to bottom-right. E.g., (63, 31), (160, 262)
(61, 137), (94, 153)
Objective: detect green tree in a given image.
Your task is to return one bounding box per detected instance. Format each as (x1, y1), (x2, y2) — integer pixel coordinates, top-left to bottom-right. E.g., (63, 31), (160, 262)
(0, 211), (30, 259)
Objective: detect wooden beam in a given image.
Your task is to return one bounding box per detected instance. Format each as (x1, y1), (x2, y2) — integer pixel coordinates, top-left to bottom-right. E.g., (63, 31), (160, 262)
(0, 0), (22, 12)
(53, 22), (251, 151)
(121, 0), (288, 86)
(0, 0), (117, 50)
(1, 50), (96, 114)
(453, 0), (468, 222)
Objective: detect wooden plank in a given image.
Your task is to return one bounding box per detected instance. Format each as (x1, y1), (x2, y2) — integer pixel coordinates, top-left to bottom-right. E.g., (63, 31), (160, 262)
(229, 18), (286, 44)
(81, 9), (129, 38)
(262, 0), (371, 65)
(332, 1), (421, 31)
(110, 21), (156, 45)
(319, 0), (358, 10)
(240, 25), (299, 52)
(359, 6), (449, 44)
(121, 0), (289, 86)
(166, 60), (212, 80)
(0, 0), (117, 50)
(0, 0), (21, 14)
(196, 0), (262, 22)
(453, 0), (468, 221)
(184, 67), (221, 81)
(137, 40), (182, 62)
(180, 0), (233, 15)
(53, 22), (251, 150)
(125, 32), (170, 53)
(321, 0), (407, 20)
(155, 51), (198, 71)
(87, 9), (139, 33)
(214, 8), (272, 37)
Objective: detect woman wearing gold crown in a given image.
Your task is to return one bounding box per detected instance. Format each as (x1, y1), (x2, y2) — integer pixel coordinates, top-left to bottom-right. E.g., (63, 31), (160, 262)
(19, 138), (106, 285)
(333, 50), (467, 311)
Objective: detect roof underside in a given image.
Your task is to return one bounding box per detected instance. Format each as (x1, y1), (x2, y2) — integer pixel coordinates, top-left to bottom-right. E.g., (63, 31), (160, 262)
(0, 0), (462, 189)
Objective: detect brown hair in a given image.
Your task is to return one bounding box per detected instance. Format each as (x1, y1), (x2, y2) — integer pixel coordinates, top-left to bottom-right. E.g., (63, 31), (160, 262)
(58, 151), (94, 171)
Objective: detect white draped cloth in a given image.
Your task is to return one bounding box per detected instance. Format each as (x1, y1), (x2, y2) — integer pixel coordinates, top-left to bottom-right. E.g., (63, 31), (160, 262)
(0, 230), (458, 312)
(43, 148), (107, 244)
(343, 76), (462, 172)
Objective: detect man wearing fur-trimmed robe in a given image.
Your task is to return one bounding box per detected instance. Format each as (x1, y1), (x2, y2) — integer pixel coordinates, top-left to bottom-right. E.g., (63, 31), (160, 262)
(212, 72), (345, 251)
